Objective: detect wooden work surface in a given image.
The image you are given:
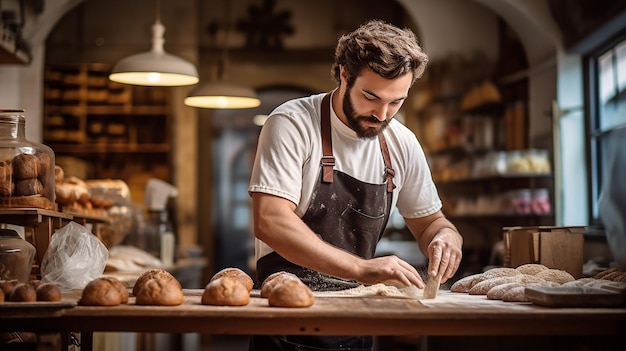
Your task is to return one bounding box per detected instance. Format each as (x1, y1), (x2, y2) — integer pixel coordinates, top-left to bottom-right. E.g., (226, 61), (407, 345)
(1, 289), (625, 337)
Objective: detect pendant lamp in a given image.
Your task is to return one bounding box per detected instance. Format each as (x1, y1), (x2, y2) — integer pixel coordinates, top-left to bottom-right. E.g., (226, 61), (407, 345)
(184, 1), (260, 109)
(109, 0), (199, 87)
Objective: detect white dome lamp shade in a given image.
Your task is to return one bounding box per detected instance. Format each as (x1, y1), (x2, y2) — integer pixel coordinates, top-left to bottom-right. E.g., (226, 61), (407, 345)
(109, 3), (198, 87)
(184, 80), (261, 109)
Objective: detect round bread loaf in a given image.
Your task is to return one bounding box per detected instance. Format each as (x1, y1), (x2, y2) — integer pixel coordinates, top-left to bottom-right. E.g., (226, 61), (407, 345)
(9, 283), (37, 302)
(135, 277), (184, 306)
(450, 273), (483, 293)
(515, 263), (549, 275)
(535, 269), (575, 284)
(133, 269), (178, 296)
(268, 279), (315, 308)
(261, 271), (300, 298)
(469, 275), (521, 295)
(12, 154), (40, 179)
(202, 277), (250, 306)
(211, 267), (254, 292)
(36, 283), (62, 302)
(79, 277), (124, 306)
(102, 277), (129, 303)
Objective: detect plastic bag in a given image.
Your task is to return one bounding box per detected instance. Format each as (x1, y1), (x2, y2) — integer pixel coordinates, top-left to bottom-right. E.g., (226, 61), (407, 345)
(40, 221), (109, 289)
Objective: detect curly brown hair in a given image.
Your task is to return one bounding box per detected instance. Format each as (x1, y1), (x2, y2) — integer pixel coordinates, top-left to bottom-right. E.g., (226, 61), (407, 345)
(331, 19), (428, 87)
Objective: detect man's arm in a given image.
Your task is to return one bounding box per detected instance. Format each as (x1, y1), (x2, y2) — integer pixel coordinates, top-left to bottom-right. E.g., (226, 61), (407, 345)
(252, 192), (427, 287)
(405, 211), (463, 284)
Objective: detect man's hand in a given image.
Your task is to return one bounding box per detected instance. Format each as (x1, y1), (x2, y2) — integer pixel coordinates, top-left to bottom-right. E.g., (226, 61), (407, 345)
(427, 227), (463, 283)
(355, 255), (425, 288)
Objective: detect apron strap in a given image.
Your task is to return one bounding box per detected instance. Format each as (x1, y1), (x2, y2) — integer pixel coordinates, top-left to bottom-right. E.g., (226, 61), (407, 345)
(321, 93), (334, 183)
(320, 91), (396, 192)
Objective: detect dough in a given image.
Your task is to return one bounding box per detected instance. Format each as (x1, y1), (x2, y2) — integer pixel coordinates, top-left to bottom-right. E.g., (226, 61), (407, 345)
(561, 278), (596, 287)
(477, 267), (521, 283)
(515, 263), (549, 275)
(486, 282), (523, 300)
(202, 276), (250, 306)
(268, 279), (315, 308)
(210, 267), (254, 292)
(534, 269), (575, 284)
(450, 273), (483, 293)
(469, 275), (520, 295)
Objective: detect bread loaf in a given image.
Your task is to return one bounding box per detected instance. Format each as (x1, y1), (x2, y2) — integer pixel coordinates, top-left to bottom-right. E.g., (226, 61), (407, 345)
(261, 271), (300, 298)
(477, 267), (521, 283)
(486, 282), (523, 300)
(135, 277), (184, 306)
(8, 283), (37, 302)
(202, 277), (250, 306)
(515, 263), (549, 275)
(133, 269), (178, 296)
(469, 275), (521, 295)
(36, 283), (62, 302)
(210, 267), (253, 292)
(102, 276), (129, 303)
(79, 277), (125, 306)
(450, 273), (483, 293)
(267, 279), (315, 308)
(12, 154), (40, 179)
(535, 269), (575, 284)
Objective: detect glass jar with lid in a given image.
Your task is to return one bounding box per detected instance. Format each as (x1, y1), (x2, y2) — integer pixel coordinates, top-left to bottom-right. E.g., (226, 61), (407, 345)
(0, 109), (56, 210)
(0, 228), (36, 282)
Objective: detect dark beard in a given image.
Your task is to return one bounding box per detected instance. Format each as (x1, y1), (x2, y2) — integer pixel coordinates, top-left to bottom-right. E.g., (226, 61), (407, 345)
(342, 88), (390, 139)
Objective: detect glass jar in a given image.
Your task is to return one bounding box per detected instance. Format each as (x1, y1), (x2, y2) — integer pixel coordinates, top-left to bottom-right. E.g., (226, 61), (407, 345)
(0, 109), (56, 210)
(0, 228), (36, 282)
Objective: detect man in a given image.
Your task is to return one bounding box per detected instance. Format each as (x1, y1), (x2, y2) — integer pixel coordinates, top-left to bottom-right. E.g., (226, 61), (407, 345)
(248, 19), (463, 350)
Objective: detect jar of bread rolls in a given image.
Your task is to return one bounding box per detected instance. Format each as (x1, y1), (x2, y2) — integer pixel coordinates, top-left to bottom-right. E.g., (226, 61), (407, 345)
(0, 109), (55, 210)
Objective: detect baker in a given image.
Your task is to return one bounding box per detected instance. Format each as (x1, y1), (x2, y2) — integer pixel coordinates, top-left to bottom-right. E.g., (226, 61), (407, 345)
(248, 19), (463, 350)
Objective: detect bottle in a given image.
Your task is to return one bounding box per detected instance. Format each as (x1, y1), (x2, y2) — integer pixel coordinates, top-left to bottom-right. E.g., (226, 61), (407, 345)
(0, 109), (56, 210)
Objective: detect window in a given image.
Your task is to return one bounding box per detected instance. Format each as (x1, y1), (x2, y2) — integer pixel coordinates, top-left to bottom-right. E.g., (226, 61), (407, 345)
(586, 33), (626, 224)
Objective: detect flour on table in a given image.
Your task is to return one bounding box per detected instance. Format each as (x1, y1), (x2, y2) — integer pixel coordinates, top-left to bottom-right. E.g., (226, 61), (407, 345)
(314, 283), (421, 299)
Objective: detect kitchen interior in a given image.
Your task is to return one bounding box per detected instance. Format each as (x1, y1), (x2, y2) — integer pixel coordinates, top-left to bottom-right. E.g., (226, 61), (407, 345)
(0, 0), (625, 350)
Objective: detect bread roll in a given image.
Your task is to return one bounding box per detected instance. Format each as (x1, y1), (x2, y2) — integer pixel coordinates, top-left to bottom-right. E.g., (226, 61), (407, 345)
(535, 269), (575, 284)
(14, 178), (44, 196)
(9, 283), (37, 302)
(79, 277), (124, 306)
(12, 154), (40, 179)
(261, 271), (300, 298)
(102, 277), (128, 303)
(268, 279), (315, 308)
(515, 263), (549, 275)
(133, 269), (178, 296)
(36, 283), (62, 302)
(135, 277), (184, 306)
(211, 267), (254, 292)
(0, 279), (20, 299)
(450, 273), (483, 293)
(202, 277), (250, 306)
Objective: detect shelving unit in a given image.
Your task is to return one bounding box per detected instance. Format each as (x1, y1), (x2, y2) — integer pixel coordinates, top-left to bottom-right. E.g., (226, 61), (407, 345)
(42, 63), (173, 203)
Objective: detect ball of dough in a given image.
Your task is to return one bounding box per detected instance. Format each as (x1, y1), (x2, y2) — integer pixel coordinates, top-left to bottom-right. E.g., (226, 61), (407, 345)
(202, 277), (250, 306)
(36, 283), (62, 302)
(9, 283), (37, 302)
(477, 267), (521, 283)
(535, 269), (575, 284)
(211, 267), (254, 292)
(515, 263), (549, 275)
(268, 279), (315, 308)
(261, 271), (299, 298)
(79, 277), (124, 306)
(135, 277), (184, 306)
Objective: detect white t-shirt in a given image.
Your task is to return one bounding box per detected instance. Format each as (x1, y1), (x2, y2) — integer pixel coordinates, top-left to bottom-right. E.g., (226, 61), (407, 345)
(249, 92), (442, 259)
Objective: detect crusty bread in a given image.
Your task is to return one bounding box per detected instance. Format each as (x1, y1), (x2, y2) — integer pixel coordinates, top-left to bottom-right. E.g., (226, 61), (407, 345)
(535, 269), (575, 284)
(450, 273), (483, 293)
(102, 277), (129, 303)
(211, 268), (254, 292)
(515, 263), (549, 275)
(261, 271), (300, 298)
(133, 269), (178, 296)
(79, 277), (124, 306)
(36, 283), (62, 302)
(469, 276), (520, 295)
(267, 279), (315, 308)
(202, 277), (250, 306)
(135, 277), (184, 306)
(8, 283), (37, 302)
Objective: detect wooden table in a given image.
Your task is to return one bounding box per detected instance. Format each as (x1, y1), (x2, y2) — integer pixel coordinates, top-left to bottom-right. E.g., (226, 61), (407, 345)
(1, 290), (624, 350)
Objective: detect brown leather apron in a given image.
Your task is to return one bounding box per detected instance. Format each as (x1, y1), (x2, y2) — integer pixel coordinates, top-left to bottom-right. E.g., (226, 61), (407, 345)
(251, 93), (395, 351)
